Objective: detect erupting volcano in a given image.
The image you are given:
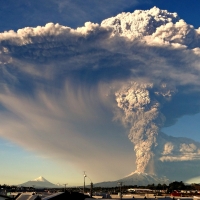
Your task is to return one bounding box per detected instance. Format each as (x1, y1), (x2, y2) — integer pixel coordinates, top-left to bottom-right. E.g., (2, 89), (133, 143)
(1, 6), (200, 183)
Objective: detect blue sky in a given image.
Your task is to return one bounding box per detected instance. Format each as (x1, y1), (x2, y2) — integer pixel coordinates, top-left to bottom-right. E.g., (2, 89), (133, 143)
(1, 0), (200, 186)
(1, 0), (200, 30)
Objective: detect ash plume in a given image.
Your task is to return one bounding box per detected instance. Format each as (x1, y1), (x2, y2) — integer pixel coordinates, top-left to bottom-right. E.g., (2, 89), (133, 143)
(115, 80), (200, 176)
(115, 82), (167, 173)
(1, 7), (200, 181)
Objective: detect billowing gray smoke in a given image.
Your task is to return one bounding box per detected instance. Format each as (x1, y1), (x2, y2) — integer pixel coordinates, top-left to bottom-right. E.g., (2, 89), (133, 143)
(101, 7), (200, 176)
(115, 83), (164, 173)
(1, 7), (200, 181)
(114, 80), (178, 174)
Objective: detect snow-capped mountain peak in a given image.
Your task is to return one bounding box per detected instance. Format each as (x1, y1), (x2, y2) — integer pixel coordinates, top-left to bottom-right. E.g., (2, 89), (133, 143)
(33, 176), (48, 182)
(93, 171), (170, 187)
(19, 176), (60, 188)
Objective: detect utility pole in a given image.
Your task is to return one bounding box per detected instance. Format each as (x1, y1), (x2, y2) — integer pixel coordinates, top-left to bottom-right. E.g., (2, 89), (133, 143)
(63, 184), (67, 192)
(83, 171), (87, 194)
(32, 185), (35, 192)
(90, 182), (93, 198)
(118, 182), (122, 200)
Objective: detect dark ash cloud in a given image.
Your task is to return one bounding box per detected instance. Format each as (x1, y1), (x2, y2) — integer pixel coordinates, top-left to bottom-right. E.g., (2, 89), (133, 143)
(0, 7), (200, 181)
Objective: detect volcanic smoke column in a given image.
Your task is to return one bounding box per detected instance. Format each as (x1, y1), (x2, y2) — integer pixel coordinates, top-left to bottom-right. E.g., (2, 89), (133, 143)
(115, 82), (165, 173)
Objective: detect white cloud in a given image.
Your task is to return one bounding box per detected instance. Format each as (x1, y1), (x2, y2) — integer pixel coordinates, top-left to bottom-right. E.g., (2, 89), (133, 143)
(152, 19), (198, 47)
(162, 142), (174, 155)
(101, 6), (179, 39)
(180, 143), (197, 153)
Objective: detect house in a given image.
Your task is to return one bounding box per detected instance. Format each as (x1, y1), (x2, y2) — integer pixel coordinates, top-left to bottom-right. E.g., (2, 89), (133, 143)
(42, 191), (89, 200)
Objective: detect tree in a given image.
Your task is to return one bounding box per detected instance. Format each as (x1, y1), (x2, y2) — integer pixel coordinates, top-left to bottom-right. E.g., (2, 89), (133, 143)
(168, 181), (186, 192)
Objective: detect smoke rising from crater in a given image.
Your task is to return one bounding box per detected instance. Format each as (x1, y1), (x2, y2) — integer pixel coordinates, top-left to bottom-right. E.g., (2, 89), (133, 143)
(1, 7), (200, 180)
(115, 83), (166, 173)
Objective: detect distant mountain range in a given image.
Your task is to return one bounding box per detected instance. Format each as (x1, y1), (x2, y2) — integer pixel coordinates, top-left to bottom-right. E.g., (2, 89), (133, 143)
(93, 172), (171, 187)
(19, 173), (171, 188)
(18, 176), (62, 188)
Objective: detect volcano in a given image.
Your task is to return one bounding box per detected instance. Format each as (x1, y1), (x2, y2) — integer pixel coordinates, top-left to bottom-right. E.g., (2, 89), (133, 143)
(19, 176), (61, 188)
(93, 172), (171, 187)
